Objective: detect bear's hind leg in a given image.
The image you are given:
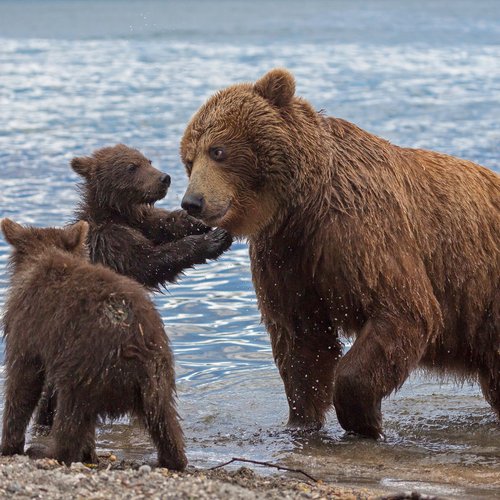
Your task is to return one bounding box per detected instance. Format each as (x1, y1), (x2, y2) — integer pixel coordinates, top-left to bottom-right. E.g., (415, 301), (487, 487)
(140, 365), (187, 471)
(81, 424), (98, 464)
(479, 352), (500, 420)
(1, 359), (44, 456)
(51, 392), (96, 465)
(478, 298), (500, 420)
(479, 371), (500, 419)
(33, 382), (57, 432)
(333, 318), (428, 438)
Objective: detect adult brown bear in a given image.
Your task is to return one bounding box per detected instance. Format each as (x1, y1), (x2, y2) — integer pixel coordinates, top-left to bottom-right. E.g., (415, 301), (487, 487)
(180, 68), (500, 438)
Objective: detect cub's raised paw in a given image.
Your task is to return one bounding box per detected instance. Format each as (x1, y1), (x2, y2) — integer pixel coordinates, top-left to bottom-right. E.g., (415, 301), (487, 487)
(204, 228), (233, 258)
(170, 209), (212, 235)
(184, 212), (212, 234)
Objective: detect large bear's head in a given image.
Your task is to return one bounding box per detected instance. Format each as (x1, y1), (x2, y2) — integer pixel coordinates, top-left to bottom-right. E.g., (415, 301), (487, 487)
(72, 144), (171, 211)
(181, 69), (319, 237)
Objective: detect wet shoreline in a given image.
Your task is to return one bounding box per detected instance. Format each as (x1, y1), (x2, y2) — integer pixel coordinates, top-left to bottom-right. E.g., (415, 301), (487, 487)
(0, 454), (436, 500)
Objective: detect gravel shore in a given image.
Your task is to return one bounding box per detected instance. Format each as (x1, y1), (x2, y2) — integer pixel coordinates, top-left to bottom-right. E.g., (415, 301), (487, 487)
(0, 455), (435, 499)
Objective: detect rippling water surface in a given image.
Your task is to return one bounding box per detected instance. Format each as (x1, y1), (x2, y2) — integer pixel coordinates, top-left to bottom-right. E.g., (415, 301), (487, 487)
(0, 1), (499, 497)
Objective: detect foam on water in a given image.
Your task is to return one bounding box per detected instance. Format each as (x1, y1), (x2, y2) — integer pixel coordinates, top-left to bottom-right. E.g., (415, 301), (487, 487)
(0, 1), (499, 497)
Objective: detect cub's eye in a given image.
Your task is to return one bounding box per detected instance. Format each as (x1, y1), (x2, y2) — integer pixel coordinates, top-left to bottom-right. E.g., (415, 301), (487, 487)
(127, 164), (138, 173)
(209, 147), (227, 162)
(148, 159), (152, 165)
(185, 160), (193, 171)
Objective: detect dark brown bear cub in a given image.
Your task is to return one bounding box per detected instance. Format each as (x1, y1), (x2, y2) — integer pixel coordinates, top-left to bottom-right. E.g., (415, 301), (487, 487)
(1, 219), (187, 469)
(72, 143), (232, 289)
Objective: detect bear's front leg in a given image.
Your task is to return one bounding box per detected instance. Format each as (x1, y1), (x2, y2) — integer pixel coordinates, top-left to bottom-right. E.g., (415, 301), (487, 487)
(333, 317), (428, 438)
(269, 322), (343, 430)
(143, 209), (211, 243)
(164, 209), (212, 238)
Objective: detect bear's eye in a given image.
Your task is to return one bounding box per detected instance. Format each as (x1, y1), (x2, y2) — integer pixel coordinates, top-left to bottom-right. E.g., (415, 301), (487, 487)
(148, 159), (152, 165)
(185, 160), (193, 171)
(209, 147), (227, 162)
(127, 164), (138, 173)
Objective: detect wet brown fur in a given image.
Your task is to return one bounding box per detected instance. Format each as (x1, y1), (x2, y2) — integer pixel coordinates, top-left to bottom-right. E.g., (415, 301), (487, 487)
(35, 144), (232, 430)
(1, 219), (187, 469)
(181, 69), (500, 437)
(73, 144), (232, 290)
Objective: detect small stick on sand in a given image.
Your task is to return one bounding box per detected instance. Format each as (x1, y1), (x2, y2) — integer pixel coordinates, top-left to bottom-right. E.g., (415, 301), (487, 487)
(209, 457), (318, 483)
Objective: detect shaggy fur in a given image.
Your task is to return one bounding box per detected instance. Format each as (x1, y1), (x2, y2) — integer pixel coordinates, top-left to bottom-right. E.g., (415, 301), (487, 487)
(35, 144), (233, 430)
(73, 144), (232, 289)
(1, 219), (187, 469)
(180, 68), (500, 437)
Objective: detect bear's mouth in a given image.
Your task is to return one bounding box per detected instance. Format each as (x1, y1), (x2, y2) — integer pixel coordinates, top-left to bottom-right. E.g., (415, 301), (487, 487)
(201, 202), (231, 227)
(143, 187), (168, 205)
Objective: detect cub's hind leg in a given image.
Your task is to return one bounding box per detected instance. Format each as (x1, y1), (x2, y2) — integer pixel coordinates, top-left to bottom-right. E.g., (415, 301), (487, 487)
(51, 391), (97, 465)
(1, 358), (44, 456)
(139, 360), (187, 471)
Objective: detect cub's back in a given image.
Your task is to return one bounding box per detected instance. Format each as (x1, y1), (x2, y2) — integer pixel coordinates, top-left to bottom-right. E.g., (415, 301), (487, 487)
(4, 250), (167, 361)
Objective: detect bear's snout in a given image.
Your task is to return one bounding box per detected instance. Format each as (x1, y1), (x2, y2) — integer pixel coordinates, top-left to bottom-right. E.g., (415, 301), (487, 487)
(181, 193), (204, 216)
(160, 173), (171, 187)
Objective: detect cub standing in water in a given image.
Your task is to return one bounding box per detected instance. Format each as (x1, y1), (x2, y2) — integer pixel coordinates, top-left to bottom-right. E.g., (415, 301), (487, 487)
(36, 143), (233, 428)
(1, 219), (187, 469)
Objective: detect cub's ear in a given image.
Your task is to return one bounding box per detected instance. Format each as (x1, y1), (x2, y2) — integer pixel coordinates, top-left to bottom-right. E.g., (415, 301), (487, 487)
(71, 156), (95, 179)
(64, 221), (89, 251)
(1, 218), (27, 247)
(254, 68), (296, 107)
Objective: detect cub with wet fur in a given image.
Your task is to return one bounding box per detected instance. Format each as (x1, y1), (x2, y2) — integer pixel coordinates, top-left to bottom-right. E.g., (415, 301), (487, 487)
(35, 144), (233, 430)
(72, 144), (232, 290)
(1, 219), (187, 469)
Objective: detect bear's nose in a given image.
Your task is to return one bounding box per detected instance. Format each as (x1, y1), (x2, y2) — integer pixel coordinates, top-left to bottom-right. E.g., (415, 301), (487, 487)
(160, 174), (171, 186)
(181, 193), (204, 216)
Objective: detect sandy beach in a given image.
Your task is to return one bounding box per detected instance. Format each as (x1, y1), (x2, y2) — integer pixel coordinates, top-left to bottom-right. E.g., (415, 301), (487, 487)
(0, 455), (438, 500)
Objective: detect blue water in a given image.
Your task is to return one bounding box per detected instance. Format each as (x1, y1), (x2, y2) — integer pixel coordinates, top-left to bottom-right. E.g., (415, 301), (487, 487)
(0, 1), (499, 497)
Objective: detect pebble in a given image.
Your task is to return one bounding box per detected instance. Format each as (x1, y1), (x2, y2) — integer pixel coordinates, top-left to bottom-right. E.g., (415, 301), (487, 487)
(138, 465), (152, 474)
(70, 462), (89, 472)
(7, 481), (21, 493)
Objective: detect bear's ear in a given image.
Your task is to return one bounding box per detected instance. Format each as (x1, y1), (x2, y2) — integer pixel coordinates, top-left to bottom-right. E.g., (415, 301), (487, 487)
(254, 68), (296, 107)
(1, 218), (27, 247)
(63, 221), (89, 251)
(71, 156), (95, 179)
